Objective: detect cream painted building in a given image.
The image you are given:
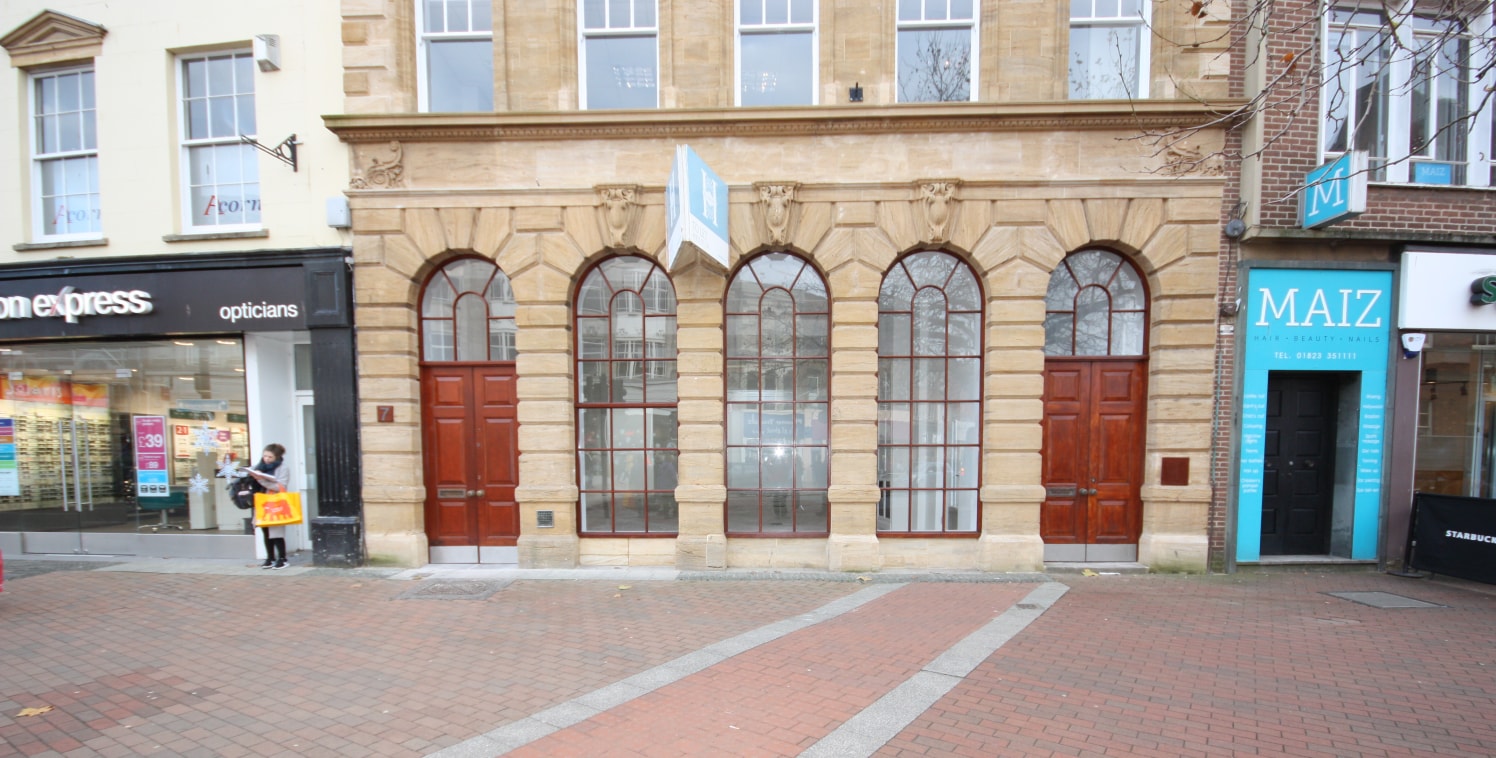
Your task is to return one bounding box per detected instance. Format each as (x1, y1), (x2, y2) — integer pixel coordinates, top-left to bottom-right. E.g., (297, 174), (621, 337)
(0, 2), (363, 565)
(330, 0), (1237, 571)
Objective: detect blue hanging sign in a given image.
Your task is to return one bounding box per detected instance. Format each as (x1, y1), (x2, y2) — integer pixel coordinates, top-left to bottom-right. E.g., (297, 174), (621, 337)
(1300, 152), (1368, 229)
(665, 145), (729, 272)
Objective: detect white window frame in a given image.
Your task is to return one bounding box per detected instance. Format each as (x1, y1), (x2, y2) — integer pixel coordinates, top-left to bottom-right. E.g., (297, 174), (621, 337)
(415, 0), (494, 112)
(578, 0), (660, 110)
(1321, 1), (1496, 187)
(894, 0), (978, 103)
(30, 65), (101, 242)
(176, 50), (261, 233)
(735, 0), (819, 106)
(1068, 0), (1151, 100)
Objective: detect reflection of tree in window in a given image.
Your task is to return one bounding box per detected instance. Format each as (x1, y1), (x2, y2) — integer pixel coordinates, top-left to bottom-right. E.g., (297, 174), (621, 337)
(896, 0), (974, 103)
(575, 255), (678, 534)
(725, 253), (830, 534)
(1043, 250), (1146, 358)
(876, 251), (983, 534)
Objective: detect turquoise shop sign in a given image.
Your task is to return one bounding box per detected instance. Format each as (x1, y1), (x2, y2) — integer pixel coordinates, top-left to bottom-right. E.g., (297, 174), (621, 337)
(1300, 152), (1368, 229)
(1236, 268), (1392, 562)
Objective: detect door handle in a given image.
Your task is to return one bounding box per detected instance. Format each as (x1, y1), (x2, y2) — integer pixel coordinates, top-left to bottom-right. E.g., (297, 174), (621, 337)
(1079, 488), (1095, 496)
(468, 489), (480, 497)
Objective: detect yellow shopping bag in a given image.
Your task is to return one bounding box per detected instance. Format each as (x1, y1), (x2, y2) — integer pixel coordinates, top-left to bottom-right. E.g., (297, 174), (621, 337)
(253, 491), (303, 527)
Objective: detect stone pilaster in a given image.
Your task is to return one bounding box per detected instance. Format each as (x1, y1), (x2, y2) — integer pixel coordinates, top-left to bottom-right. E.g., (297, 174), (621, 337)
(673, 264), (728, 569)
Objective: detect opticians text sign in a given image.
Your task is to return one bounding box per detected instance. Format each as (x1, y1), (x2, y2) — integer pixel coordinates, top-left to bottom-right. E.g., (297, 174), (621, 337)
(0, 266), (307, 339)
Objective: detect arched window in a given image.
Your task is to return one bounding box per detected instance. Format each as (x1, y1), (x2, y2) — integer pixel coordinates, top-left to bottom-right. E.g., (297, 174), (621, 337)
(1043, 249), (1146, 357)
(576, 255), (679, 534)
(876, 251), (983, 534)
(725, 252), (830, 534)
(421, 257), (516, 361)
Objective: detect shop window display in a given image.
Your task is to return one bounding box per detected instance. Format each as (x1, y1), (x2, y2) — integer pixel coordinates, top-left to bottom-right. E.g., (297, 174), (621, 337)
(1415, 332), (1496, 497)
(0, 339), (249, 535)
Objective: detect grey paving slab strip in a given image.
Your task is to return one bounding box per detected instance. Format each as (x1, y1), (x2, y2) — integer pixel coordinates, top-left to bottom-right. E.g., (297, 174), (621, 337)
(800, 581), (1070, 758)
(424, 582), (905, 758)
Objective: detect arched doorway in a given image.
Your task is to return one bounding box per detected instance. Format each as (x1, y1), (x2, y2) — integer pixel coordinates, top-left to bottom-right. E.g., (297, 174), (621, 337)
(418, 257), (520, 563)
(1040, 250), (1148, 562)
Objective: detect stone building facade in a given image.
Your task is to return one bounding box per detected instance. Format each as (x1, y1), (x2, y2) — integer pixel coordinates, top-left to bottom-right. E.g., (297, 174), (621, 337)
(330, 0), (1235, 571)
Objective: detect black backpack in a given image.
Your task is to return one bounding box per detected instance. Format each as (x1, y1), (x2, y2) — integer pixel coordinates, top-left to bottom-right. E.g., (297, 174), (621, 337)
(229, 476), (263, 510)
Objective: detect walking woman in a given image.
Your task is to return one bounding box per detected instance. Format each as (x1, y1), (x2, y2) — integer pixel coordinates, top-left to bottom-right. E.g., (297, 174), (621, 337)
(244, 443), (290, 569)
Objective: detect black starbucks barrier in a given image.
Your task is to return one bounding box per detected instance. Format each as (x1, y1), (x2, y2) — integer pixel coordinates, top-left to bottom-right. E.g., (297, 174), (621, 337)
(1406, 493), (1496, 585)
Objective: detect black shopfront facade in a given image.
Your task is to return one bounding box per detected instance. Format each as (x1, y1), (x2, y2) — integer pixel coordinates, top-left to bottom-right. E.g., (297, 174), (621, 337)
(0, 249), (363, 566)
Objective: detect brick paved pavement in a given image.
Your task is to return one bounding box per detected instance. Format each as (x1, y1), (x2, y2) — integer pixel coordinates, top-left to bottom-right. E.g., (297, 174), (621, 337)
(0, 562), (1493, 757)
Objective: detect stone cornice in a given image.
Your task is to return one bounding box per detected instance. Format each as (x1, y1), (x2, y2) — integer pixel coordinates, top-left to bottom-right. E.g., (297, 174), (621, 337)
(324, 100), (1247, 144)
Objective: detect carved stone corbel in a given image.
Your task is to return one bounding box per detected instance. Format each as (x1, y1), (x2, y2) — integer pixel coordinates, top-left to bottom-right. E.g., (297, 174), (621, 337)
(916, 179), (960, 244)
(350, 141), (405, 189)
(596, 184), (642, 249)
(754, 182), (799, 246)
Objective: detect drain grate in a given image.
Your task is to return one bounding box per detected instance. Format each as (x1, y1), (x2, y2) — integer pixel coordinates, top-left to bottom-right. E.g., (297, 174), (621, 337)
(1327, 591), (1445, 609)
(397, 579), (510, 600)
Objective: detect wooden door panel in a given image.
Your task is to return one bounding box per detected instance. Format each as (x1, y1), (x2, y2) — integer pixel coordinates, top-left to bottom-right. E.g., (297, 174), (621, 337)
(1042, 359), (1146, 549)
(421, 365), (523, 550)
(1262, 373), (1337, 555)
(477, 365), (520, 546)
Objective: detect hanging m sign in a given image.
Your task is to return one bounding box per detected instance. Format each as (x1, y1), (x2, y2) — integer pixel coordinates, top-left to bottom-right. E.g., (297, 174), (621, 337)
(1301, 152), (1368, 229)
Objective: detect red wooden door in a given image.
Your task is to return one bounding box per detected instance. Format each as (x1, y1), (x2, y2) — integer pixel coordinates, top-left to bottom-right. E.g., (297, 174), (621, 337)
(1041, 359), (1146, 547)
(421, 365), (520, 547)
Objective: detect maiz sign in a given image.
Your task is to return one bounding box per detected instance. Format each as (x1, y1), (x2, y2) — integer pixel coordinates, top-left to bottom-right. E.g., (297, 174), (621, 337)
(665, 145), (729, 273)
(1301, 151), (1368, 230)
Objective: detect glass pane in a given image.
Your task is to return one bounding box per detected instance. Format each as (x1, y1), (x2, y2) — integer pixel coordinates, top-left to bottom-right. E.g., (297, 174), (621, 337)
(948, 489), (978, 531)
(727, 490), (759, 531)
(912, 290), (948, 355)
(584, 35), (658, 109)
(948, 312), (981, 355)
(728, 447), (759, 488)
(613, 292), (644, 357)
(879, 403), (911, 445)
(762, 404), (793, 444)
(752, 252), (802, 289)
(187, 99), (209, 141)
(487, 275), (515, 315)
(906, 251), (957, 288)
(207, 56), (234, 96)
(796, 492), (827, 532)
(879, 358), (912, 401)
(1068, 25), (1140, 100)
(647, 407), (678, 448)
(423, 320), (454, 360)
(446, 0), (470, 32)
(742, 0), (761, 25)
(581, 451), (610, 490)
(946, 265), (981, 310)
(899, 0), (921, 21)
(762, 358), (793, 398)
(580, 319), (610, 359)
(795, 269), (829, 312)
(613, 407), (643, 448)
(647, 493), (677, 532)
(765, 0), (788, 24)
(613, 451), (645, 489)
(880, 266), (916, 311)
(1069, 250), (1121, 287)
(58, 112), (81, 152)
(645, 359), (677, 403)
(879, 314), (912, 356)
(948, 446), (978, 488)
(796, 315), (828, 356)
(796, 447), (827, 488)
(884, 490), (911, 531)
(728, 359), (760, 402)
(880, 446), (910, 487)
(1044, 312), (1074, 356)
(579, 361), (609, 402)
(609, 0), (630, 27)
(472, 0), (492, 30)
(184, 58), (207, 98)
(762, 447), (792, 488)
(447, 258), (495, 295)
(579, 407), (610, 449)
(582, 492), (610, 531)
(454, 295), (488, 360)
(1112, 312), (1145, 356)
(796, 404), (828, 444)
(612, 360), (643, 402)
(913, 358), (945, 400)
(727, 404), (756, 445)
(727, 315), (759, 357)
(423, 276), (455, 317)
(897, 28), (971, 103)
(924, 0), (947, 21)
(578, 270), (610, 315)
(1075, 288), (1110, 355)
(1045, 265), (1078, 310)
(1110, 263), (1144, 309)
(795, 359), (827, 401)
(791, 0), (813, 24)
(949, 358), (980, 400)
(913, 447), (943, 487)
(913, 403), (945, 444)
(642, 270), (675, 313)
(650, 451), (678, 491)
(948, 403), (980, 444)
(583, 0), (606, 28)
(237, 94), (256, 136)
(761, 291), (794, 356)
(614, 493), (645, 531)
(728, 272), (763, 312)
(489, 319), (516, 360)
(740, 32), (814, 107)
(428, 40), (495, 112)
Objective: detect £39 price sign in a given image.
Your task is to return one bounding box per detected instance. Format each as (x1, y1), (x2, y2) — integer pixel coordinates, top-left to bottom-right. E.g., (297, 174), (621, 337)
(134, 415), (169, 497)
